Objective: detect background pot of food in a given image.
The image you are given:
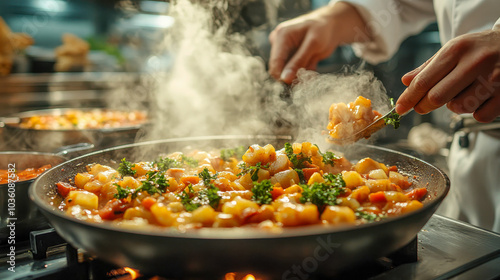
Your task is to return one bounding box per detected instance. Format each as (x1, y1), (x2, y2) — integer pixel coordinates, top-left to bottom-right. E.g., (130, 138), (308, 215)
(1, 108), (148, 153)
(0, 143), (94, 242)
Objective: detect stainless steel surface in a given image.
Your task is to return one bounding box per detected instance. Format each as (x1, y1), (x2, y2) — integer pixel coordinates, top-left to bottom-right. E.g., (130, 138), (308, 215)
(372, 215), (500, 280)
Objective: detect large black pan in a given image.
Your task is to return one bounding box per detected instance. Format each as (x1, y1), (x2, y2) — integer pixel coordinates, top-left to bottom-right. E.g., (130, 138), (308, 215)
(29, 135), (450, 278)
(1, 108), (147, 152)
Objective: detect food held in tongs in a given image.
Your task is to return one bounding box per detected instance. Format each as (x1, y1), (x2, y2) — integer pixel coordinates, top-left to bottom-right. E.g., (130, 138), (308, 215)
(326, 96), (401, 145)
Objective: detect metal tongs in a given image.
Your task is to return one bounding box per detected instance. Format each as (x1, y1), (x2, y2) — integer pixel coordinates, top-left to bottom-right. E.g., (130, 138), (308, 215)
(327, 107), (410, 146)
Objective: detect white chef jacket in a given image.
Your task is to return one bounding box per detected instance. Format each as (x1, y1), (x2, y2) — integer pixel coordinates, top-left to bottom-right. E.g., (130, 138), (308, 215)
(334, 0), (500, 232)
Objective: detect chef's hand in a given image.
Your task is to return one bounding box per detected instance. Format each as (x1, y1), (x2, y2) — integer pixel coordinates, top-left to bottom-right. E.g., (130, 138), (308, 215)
(268, 2), (370, 84)
(396, 29), (500, 123)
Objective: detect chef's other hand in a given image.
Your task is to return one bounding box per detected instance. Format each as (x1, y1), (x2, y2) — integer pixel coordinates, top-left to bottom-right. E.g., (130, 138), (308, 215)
(397, 29), (500, 123)
(269, 2), (370, 84)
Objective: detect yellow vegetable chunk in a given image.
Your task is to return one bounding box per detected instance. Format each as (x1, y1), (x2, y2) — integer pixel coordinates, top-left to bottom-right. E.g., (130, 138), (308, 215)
(150, 203), (176, 226)
(354, 158), (388, 175)
(222, 197), (259, 219)
(321, 206), (356, 225)
(342, 171), (364, 189)
(268, 153), (290, 175)
(242, 144), (276, 165)
(74, 173), (93, 188)
(66, 190), (98, 210)
(270, 169), (300, 189)
(191, 205), (217, 227)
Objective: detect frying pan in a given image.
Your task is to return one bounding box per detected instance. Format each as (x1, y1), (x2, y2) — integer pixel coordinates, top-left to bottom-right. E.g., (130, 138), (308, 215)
(29, 135), (449, 278)
(1, 108), (147, 153)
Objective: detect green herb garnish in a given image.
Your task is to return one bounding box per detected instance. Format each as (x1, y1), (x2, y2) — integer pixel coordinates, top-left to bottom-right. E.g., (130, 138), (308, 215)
(314, 144), (340, 166)
(114, 184), (132, 199)
(198, 184), (221, 209)
(181, 155), (198, 167)
(178, 185), (201, 211)
(300, 174), (346, 210)
(198, 168), (217, 185)
(383, 98), (401, 129)
(154, 157), (182, 171)
(117, 158), (136, 177)
(355, 210), (386, 222)
(251, 179), (274, 205)
(238, 162), (270, 181)
(284, 142), (311, 169)
(220, 146), (247, 161)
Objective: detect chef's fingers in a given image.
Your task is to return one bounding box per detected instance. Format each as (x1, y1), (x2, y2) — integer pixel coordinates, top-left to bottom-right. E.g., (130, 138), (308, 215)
(396, 51), (458, 115)
(412, 60), (484, 114)
(446, 80), (492, 114)
(473, 95), (500, 123)
(269, 30), (296, 81)
(281, 32), (322, 84)
(401, 53), (437, 87)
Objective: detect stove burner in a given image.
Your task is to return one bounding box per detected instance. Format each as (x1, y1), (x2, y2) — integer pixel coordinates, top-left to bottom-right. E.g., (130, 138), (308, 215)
(1, 215), (499, 280)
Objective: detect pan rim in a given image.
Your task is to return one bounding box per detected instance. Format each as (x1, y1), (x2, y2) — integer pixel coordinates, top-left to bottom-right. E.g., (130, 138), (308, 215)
(29, 134), (450, 240)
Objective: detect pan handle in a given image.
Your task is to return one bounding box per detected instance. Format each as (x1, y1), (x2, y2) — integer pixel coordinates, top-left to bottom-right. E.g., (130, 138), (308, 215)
(53, 143), (95, 158)
(0, 117), (21, 127)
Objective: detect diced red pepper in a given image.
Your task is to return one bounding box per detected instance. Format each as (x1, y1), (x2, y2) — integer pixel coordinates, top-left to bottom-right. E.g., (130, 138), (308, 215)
(56, 182), (76, 197)
(141, 197), (157, 210)
(99, 199), (131, 220)
(388, 165), (398, 172)
(302, 167), (320, 182)
(369, 191), (387, 203)
(270, 186), (285, 200)
(180, 176), (200, 186)
(406, 188), (428, 201)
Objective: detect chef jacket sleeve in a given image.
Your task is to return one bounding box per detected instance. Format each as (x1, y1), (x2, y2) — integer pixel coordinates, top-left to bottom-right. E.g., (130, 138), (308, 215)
(333, 0), (436, 64)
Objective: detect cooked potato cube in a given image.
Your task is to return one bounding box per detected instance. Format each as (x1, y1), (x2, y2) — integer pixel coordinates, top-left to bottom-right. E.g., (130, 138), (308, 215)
(66, 190), (98, 210)
(321, 206), (356, 224)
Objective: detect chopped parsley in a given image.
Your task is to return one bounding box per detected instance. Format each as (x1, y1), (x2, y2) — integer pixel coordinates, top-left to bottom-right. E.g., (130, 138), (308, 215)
(300, 174), (346, 211)
(154, 157), (182, 171)
(383, 98), (401, 129)
(284, 142), (311, 169)
(114, 184), (132, 199)
(198, 185), (221, 209)
(251, 179), (274, 205)
(117, 158), (136, 177)
(220, 146), (247, 161)
(238, 162), (269, 181)
(315, 145), (340, 166)
(295, 168), (306, 184)
(154, 155), (198, 170)
(197, 168), (222, 209)
(178, 185), (201, 211)
(181, 155), (198, 167)
(198, 168), (217, 185)
(323, 173), (346, 187)
(355, 210), (386, 222)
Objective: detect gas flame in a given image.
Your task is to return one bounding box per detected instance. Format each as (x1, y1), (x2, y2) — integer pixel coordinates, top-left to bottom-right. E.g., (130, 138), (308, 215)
(224, 272), (257, 280)
(123, 267), (140, 280)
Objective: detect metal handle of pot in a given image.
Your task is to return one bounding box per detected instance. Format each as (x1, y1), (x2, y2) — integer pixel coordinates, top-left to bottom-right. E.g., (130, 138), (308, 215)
(0, 117), (21, 128)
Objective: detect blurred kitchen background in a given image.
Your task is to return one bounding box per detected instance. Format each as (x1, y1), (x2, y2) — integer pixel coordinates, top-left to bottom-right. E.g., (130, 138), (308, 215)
(0, 0), (450, 169)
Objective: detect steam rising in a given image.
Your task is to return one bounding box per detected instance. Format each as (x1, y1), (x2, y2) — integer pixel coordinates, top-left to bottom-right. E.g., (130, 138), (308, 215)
(134, 0), (391, 148)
